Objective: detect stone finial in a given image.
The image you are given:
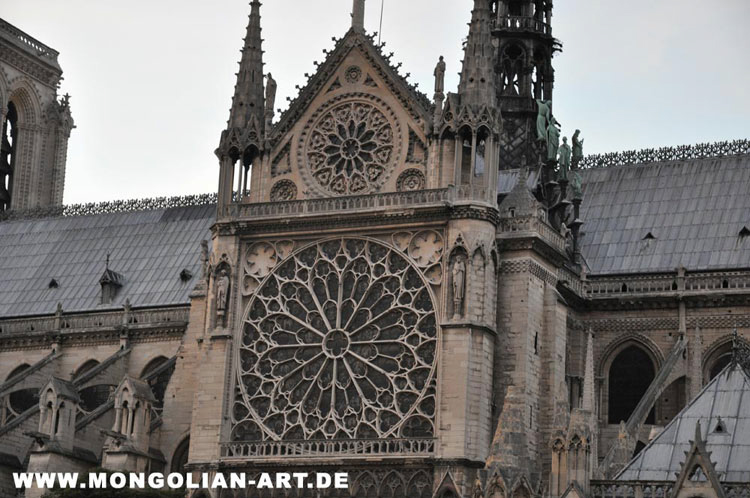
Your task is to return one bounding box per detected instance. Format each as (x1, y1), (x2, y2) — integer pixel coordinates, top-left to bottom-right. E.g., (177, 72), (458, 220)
(352, 0), (366, 32)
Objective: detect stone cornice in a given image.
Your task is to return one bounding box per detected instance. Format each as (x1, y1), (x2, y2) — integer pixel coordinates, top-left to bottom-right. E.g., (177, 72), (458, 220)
(0, 43), (60, 89)
(441, 321), (497, 337)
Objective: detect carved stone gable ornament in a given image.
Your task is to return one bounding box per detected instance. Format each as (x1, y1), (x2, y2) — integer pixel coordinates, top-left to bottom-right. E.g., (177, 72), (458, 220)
(397, 168), (426, 192)
(270, 179), (298, 201)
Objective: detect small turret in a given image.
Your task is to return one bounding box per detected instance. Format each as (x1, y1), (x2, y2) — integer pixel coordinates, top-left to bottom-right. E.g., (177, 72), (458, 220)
(217, 0), (266, 208)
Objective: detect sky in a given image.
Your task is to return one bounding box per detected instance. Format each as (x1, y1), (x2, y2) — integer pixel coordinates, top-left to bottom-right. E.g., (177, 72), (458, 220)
(3, 0), (749, 204)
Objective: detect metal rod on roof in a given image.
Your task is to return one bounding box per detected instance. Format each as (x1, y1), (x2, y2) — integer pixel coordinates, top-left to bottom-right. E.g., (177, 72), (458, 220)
(378, 0), (385, 45)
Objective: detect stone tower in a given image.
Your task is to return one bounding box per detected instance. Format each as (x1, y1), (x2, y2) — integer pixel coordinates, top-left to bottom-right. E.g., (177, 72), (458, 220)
(0, 19), (74, 211)
(491, 0), (559, 168)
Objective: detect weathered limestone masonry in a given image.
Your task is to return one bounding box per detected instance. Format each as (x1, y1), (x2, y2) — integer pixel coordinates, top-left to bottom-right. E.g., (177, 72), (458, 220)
(0, 18), (73, 211)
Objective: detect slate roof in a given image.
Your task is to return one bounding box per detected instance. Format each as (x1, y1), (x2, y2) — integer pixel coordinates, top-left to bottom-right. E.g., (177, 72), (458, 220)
(498, 154), (750, 274)
(615, 362), (750, 482)
(0, 204), (215, 318)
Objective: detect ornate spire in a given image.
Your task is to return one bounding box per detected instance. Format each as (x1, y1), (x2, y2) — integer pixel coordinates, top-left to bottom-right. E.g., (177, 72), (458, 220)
(458, 0), (496, 107)
(351, 0), (366, 32)
(226, 1), (265, 136)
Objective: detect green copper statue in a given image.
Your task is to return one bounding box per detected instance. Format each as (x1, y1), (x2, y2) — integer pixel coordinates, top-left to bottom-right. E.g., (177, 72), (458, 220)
(536, 99), (552, 142)
(547, 117), (560, 162)
(571, 170), (583, 199)
(558, 136), (571, 179)
(572, 129), (584, 168)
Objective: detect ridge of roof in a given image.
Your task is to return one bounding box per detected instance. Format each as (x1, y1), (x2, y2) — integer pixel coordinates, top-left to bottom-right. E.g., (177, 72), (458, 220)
(580, 139), (749, 169)
(0, 193), (217, 222)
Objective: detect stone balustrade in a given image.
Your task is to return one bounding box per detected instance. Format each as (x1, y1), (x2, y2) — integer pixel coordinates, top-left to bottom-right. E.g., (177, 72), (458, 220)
(220, 437), (435, 461)
(0, 18), (59, 62)
(591, 482), (673, 498)
(222, 186), (496, 221)
(498, 214), (567, 253)
(0, 308), (189, 335)
(591, 481), (750, 498)
(491, 15), (552, 35)
(584, 270), (750, 298)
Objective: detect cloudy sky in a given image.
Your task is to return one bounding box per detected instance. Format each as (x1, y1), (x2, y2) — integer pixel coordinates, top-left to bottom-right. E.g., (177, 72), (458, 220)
(4, 0), (749, 204)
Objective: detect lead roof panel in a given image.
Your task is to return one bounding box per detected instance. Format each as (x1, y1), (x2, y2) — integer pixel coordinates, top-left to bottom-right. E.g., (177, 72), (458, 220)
(0, 204), (215, 318)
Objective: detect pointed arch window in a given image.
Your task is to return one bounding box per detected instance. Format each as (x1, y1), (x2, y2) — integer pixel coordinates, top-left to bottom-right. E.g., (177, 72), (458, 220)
(459, 128), (474, 185)
(0, 101), (18, 211)
(608, 345), (656, 424)
(475, 129), (490, 178)
(501, 44), (525, 96)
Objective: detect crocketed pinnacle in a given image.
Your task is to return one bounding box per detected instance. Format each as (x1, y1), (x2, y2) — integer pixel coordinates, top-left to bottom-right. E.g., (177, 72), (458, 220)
(227, 0), (265, 132)
(458, 0), (497, 107)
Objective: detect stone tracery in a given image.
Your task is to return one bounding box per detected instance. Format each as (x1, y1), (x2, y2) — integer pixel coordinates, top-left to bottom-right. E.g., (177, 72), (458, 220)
(300, 95), (401, 196)
(234, 237), (437, 442)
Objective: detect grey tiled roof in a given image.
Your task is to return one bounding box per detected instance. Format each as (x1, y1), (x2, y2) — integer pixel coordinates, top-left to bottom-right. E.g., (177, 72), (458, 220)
(579, 155), (750, 274)
(616, 362), (750, 482)
(498, 154), (750, 274)
(0, 204), (215, 318)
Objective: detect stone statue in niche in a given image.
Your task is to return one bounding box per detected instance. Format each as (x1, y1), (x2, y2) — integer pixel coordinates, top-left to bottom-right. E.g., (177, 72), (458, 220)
(452, 256), (467, 319)
(265, 73), (277, 114)
(216, 269), (231, 324)
(561, 222), (574, 257)
(572, 129), (584, 168)
(434, 56), (446, 94)
(558, 136), (571, 180)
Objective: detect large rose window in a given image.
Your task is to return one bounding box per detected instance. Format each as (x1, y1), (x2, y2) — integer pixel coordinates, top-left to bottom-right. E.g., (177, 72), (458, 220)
(233, 238), (437, 442)
(301, 96), (400, 196)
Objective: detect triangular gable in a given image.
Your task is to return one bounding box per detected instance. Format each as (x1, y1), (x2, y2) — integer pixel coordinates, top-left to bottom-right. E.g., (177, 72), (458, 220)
(435, 471), (460, 497)
(560, 481), (587, 498)
(270, 28), (432, 145)
(615, 362), (750, 482)
(671, 421), (725, 498)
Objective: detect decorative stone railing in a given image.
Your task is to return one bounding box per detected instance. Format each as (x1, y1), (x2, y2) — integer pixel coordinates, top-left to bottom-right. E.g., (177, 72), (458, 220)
(220, 437), (435, 460)
(592, 481), (750, 498)
(498, 214), (567, 253)
(222, 186), (496, 220)
(580, 139), (750, 169)
(584, 270), (750, 298)
(0, 308), (189, 335)
(0, 193), (218, 221)
(725, 484), (750, 498)
(591, 482), (673, 498)
(0, 18), (59, 62)
(586, 274), (678, 296)
(491, 15), (552, 35)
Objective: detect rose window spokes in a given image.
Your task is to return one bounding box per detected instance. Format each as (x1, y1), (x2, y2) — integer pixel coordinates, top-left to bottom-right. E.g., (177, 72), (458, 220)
(234, 238), (437, 443)
(305, 101), (395, 195)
